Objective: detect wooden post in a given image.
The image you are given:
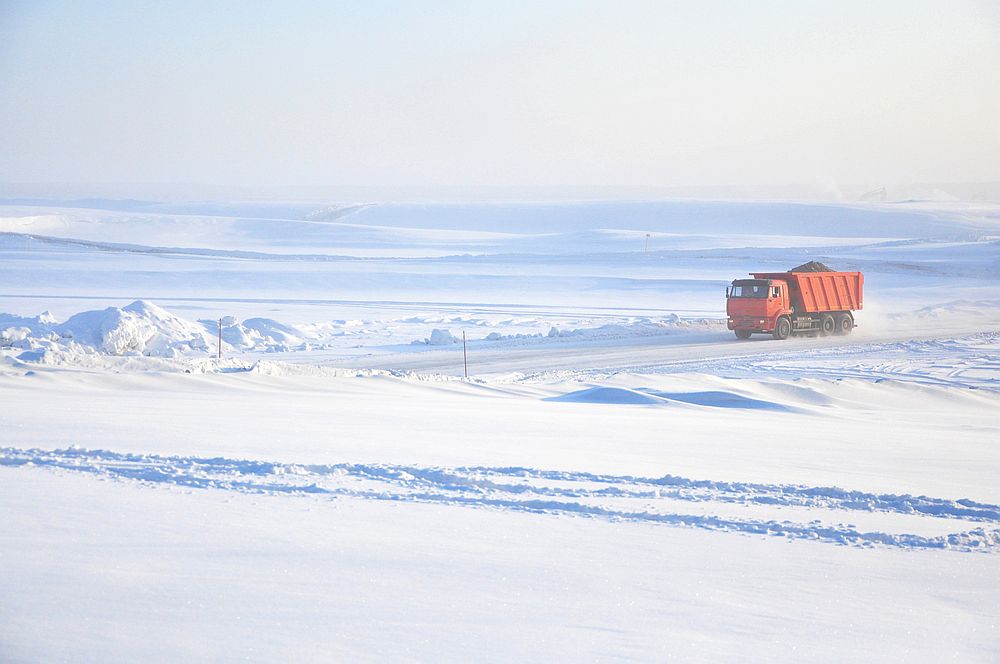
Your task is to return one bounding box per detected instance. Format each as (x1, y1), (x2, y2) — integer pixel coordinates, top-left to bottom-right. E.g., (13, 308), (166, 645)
(218, 317), (222, 360)
(463, 330), (468, 379)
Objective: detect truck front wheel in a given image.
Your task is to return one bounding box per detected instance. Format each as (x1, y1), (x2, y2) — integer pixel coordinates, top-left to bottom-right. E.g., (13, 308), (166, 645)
(734, 329), (752, 340)
(772, 316), (791, 340)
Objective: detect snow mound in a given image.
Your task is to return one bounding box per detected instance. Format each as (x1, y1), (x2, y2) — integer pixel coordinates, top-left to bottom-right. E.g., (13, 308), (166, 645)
(546, 387), (665, 405)
(413, 329), (461, 346)
(2, 326), (31, 343)
(242, 318), (304, 345)
(1, 311), (59, 347)
(430, 329), (458, 345)
(57, 300), (213, 356)
(198, 316), (307, 352)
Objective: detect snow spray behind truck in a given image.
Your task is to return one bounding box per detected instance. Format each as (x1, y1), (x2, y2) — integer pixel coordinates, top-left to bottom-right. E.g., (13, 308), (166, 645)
(726, 262), (863, 340)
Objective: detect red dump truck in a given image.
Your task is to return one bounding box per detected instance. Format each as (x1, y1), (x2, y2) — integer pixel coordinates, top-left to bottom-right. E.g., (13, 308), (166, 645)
(726, 263), (863, 340)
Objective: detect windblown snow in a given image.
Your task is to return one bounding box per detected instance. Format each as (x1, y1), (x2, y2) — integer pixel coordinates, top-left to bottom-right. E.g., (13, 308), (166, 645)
(1, 199), (999, 662)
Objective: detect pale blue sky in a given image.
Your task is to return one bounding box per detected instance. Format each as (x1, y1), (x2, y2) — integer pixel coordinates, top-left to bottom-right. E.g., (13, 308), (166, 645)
(1, 1), (997, 195)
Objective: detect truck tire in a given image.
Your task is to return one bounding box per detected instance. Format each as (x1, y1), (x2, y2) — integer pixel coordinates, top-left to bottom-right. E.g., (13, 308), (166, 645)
(835, 313), (853, 335)
(819, 314), (835, 336)
(734, 329), (752, 340)
(772, 316), (791, 340)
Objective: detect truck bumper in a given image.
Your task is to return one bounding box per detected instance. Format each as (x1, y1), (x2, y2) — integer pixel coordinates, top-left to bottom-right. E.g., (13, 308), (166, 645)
(728, 317), (771, 332)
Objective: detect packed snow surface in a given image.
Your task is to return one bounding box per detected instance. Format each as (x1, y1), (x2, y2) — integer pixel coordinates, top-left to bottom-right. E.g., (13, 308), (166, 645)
(1, 199), (999, 662)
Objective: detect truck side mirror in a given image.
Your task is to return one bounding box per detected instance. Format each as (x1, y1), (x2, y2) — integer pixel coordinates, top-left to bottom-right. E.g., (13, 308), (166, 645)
(725, 287), (731, 298)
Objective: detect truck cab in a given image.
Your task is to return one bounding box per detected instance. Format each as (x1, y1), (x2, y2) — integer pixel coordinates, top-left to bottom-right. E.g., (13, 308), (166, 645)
(726, 278), (789, 338)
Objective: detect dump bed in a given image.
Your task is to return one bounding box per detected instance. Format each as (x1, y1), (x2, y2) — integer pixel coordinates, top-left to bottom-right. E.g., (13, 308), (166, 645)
(751, 271), (863, 313)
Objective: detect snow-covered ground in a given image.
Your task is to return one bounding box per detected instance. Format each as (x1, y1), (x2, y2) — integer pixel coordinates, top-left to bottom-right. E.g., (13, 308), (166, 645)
(1, 199), (999, 661)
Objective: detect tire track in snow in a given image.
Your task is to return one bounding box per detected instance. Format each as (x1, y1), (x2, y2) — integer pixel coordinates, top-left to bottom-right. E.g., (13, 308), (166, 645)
(2, 446), (999, 552)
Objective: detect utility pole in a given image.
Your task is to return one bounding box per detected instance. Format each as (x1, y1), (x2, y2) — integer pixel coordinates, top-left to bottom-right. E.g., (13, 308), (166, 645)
(218, 317), (222, 360)
(644, 233), (651, 253)
(463, 331), (468, 379)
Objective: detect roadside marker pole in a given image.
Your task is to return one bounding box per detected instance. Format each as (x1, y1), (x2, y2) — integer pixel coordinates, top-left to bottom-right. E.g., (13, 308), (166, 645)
(218, 317), (222, 360)
(463, 331), (468, 379)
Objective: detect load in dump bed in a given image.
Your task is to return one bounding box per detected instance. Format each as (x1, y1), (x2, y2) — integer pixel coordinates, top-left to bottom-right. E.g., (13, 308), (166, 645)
(725, 264), (863, 340)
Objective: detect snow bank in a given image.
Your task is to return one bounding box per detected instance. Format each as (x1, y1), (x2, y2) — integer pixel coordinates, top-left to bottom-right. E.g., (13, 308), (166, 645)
(1, 302), (334, 364)
(1, 300), (216, 361)
(545, 315), (721, 340)
(200, 316), (307, 352)
(412, 328), (460, 346)
(405, 316), (721, 348)
(3, 303), (724, 367)
(0, 311), (58, 345)
(484, 331), (543, 341)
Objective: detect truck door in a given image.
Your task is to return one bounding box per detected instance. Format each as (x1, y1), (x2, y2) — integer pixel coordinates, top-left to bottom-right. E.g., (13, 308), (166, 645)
(768, 284), (786, 319)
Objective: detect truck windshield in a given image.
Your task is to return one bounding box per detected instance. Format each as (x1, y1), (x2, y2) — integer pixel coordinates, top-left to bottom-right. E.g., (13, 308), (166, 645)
(730, 280), (768, 298)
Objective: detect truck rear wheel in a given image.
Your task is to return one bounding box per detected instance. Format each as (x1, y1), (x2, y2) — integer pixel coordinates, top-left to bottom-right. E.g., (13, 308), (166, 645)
(772, 316), (791, 340)
(734, 329), (752, 340)
(835, 313), (853, 335)
(819, 314), (835, 336)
